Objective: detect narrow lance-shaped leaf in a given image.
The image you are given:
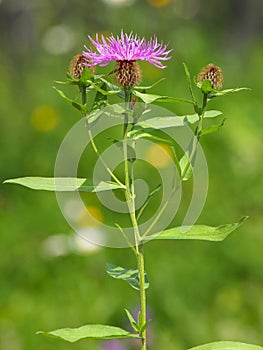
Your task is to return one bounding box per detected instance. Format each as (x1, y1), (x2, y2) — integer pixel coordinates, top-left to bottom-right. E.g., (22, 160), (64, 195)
(106, 263), (149, 290)
(98, 77), (124, 99)
(4, 177), (125, 192)
(125, 309), (140, 332)
(79, 67), (94, 86)
(179, 152), (193, 181)
(87, 80), (121, 96)
(137, 184), (162, 221)
(134, 110), (222, 130)
(143, 217), (248, 242)
(188, 341), (263, 350)
(37, 324), (140, 343)
(91, 82), (108, 111)
(133, 78), (165, 90)
(209, 87), (250, 98)
(128, 131), (174, 145)
(53, 87), (87, 113)
(132, 90), (194, 105)
(183, 62), (197, 104)
(199, 118), (226, 136)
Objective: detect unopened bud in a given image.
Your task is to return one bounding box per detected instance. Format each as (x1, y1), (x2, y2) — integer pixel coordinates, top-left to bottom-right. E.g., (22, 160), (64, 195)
(69, 55), (95, 79)
(198, 63), (223, 90)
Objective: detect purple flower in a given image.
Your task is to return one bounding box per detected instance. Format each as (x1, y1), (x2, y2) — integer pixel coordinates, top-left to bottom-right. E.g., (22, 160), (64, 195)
(102, 339), (127, 350)
(82, 31), (172, 69)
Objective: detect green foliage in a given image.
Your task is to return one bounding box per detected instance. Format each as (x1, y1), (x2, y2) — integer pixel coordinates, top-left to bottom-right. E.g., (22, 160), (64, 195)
(106, 264), (149, 290)
(189, 342), (263, 350)
(208, 87), (250, 98)
(37, 324), (140, 343)
(133, 90), (194, 104)
(4, 177), (125, 192)
(199, 118), (226, 136)
(201, 80), (213, 94)
(53, 87), (87, 113)
(143, 217), (248, 242)
(1, 8), (256, 349)
(133, 110), (222, 131)
(179, 152), (193, 181)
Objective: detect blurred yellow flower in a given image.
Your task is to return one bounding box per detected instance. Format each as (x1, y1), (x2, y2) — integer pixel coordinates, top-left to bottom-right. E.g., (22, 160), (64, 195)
(78, 205), (104, 227)
(145, 143), (173, 168)
(31, 105), (59, 132)
(147, 0), (172, 7)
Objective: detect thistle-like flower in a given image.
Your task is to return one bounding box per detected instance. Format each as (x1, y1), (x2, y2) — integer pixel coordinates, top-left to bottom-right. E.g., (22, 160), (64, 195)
(82, 31), (172, 87)
(197, 63), (223, 90)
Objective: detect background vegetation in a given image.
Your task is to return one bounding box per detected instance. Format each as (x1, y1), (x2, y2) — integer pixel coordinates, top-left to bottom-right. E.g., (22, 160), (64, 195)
(1, 0), (263, 349)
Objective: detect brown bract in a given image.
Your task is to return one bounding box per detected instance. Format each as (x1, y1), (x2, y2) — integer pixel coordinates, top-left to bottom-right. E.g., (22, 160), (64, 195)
(115, 60), (142, 87)
(198, 63), (223, 90)
(69, 54), (95, 79)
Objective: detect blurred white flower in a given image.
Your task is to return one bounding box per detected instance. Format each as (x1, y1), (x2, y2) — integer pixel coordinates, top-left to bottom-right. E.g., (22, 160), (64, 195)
(42, 25), (75, 54)
(40, 228), (104, 259)
(101, 0), (136, 6)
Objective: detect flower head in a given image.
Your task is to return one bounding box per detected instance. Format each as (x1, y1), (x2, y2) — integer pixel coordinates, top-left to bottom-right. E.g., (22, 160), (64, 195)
(82, 31), (172, 87)
(197, 63), (223, 90)
(82, 31), (172, 69)
(69, 54), (95, 79)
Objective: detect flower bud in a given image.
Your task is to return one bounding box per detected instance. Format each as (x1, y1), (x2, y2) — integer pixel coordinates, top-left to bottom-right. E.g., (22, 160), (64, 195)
(198, 63), (223, 90)
(69, 55), (95, 79)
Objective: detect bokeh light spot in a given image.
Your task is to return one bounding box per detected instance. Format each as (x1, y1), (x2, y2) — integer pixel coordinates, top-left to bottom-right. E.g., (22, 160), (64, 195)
(101, 0), (136, 6)
(78, 206), (104, 227)
(31, 105), (59, 132)
(145, 143), (173, 168)
(147, 0), (172, 7)
(42, 25), (75, 55)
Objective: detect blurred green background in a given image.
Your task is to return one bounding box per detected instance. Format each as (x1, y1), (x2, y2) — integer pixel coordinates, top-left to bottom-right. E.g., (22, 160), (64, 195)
(1, 0), (263, 349)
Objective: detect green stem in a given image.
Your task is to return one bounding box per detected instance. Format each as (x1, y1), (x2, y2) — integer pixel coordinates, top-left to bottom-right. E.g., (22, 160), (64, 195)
(180, 92), (208, 180)
(137, 244), (147, 349)
(122, 87), (147, 350)
(80, 86), (125, 189)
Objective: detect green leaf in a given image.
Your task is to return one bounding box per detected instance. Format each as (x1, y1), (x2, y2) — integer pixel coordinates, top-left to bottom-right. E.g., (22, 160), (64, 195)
(180, 110), (223, 124)
(143, 217), (248, 242)
(183, 62), (191, 84)
(140, 319), (152, 334)
(106, 264), (149, 290)
(137, 184), (162, 221)
(129, 131), (174, 145)
(87, 80), (121, 96)
(124, 309), (140, 332)
(91, 82), (108, 111)
(179, 152), (193, 181)
(209, 87), (250, 98)
(37, 324), (140, 343)
(188, 341), (263, 350)
(134, 110), (222, 130)
(199, 118), (226, 136)
(183, 62), (197, 104)
(79, 67), (94, 86)
(132, 90), (194, 105)
(53, 87), (87, 113)
(3, 177), (125, 192)
(133, 78), (165, 90)
(55, 79), (79, 86)
(201, 79), (213, 94)
(135, 116), (185, 129)
(98, 77), (125, 98)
